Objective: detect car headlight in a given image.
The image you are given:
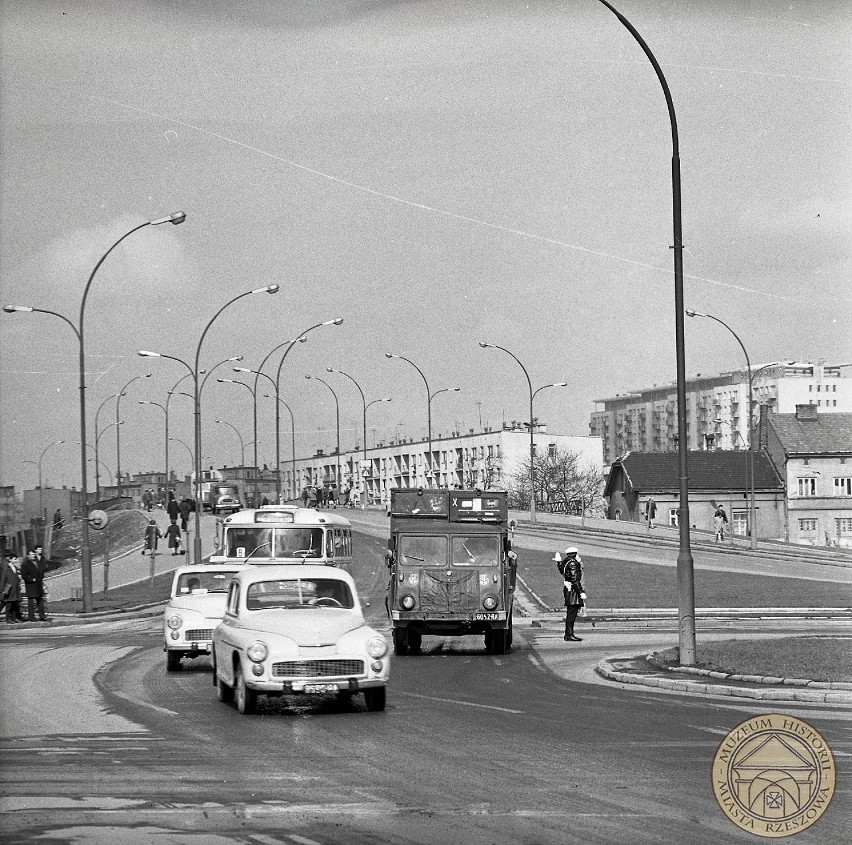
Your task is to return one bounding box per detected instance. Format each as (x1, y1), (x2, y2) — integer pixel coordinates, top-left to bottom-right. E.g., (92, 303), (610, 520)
(246, 640), (268, 663)
(482, 595), (498, 611)
(167, 615), (182, 629)
(367, 635), (388, 659)
(400, 594), (416, 610)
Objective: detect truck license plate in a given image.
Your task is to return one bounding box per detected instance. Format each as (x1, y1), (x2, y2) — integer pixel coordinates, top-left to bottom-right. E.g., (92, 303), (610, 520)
(303, 683), (337, 694)
(474, 612), (499, 621)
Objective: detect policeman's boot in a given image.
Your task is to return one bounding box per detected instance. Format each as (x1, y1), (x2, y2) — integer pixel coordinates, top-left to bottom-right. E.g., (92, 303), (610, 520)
(567, 624), (582, 642)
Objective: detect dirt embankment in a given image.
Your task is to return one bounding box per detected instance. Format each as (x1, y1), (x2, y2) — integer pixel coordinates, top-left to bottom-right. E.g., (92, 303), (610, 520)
(50, 509), (150, 571)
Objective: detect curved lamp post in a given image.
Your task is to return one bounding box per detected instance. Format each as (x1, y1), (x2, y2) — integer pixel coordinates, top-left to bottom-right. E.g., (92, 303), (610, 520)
(23, 439), (65, 523)
(3, 209), (186, 612)
(429, 387), (461, 486)
(218, 378), (258, 502)
(264, 318), (343, 502)
(592, 0), (695, 664)
(139, 399), (168, 496)
(215, 419), (247, 465)
(115, 373), (151, 500)
(168, 437), (194, 477)
(138, 282), (278, 564)
(94, 393), (120, 501)
(305, 375), (341, 496)
(385, 352), (437, 487)
(262, 393), (296, 503)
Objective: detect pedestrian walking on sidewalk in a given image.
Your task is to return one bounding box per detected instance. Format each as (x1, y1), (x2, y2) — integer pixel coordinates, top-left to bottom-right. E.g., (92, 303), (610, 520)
(178, 498), (192, 532)
(554, 547), (586, 642)
(143, 520), (162, 555)
(165, 521), (183, 556)
(166, 492), (179, 523)
(713, 505), (728, 542)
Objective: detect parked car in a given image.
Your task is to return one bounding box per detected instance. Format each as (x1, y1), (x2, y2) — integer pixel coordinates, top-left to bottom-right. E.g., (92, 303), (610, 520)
(163, 565), (242, 672)
(212, 565), (390, 714)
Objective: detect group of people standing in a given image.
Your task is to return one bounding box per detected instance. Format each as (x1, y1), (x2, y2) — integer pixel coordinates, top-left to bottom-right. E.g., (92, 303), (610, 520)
(1, 546), (49, 624)
(300, 484), (359, 509)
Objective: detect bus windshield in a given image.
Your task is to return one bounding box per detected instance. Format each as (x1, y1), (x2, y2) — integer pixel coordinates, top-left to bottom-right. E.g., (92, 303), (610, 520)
(451, 536), (499, 566)
(399, 535), (447, 567)
(226, 527), (324, 559)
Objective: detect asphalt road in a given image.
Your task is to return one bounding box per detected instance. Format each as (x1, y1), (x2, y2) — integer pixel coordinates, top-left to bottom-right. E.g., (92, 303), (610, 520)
(1, 523), (850, 844)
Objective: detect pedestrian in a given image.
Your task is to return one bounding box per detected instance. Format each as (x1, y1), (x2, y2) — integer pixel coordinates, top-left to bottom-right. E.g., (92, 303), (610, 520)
(1, 553), (23, 624)
(328, 486), (337, 509)
(142, 489), (152, 512)
(261, 496), (270, 507)
(21, 549), (48, 621)
(306, 485), (319, 509)
(320, 486), (328, 508)
(165, 521), (183, 556)
(167, 492), (179, 523)
(143, 519), (162, 555)
(350, 486), (360, 508)
(340, 486), (350, 508)
(554, 546), (586, 642)
(646, 496), (657, 530)
(178, 497), (192, 532)
(53, 509), (63, 531)
(713, 505), (728, 542)
(301, 486), (310, 507)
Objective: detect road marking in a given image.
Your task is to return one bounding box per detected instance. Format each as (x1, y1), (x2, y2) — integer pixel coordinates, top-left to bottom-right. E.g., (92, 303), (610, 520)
(399, 691), (524, 714)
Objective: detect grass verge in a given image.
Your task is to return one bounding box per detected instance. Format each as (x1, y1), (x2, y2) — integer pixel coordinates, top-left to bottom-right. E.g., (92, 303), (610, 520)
(654, 637), (852, 683)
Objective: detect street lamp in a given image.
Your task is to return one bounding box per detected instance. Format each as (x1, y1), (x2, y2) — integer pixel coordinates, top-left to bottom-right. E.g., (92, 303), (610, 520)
(115, 373), (151, 500)
(305, 375), (341, 497)
(168, 437), (194, 476)
(385, 352), (437, 487)
(685, 309), (760, 549)
(479, 341), (568, 521)
(94, 393), (121, 501)
(218, 377), (258, 503)
(3, 209), (186, 612)
(215, 419), (247, 464)
(591, 0), (695, 664)
(138, 399), (168, 496)
(23, 439), (65, 523)
(262, 393), (296, 503)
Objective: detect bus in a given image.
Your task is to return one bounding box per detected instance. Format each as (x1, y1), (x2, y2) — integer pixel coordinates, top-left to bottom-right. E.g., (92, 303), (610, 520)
(386, 488), (517, 655)
(209, 505), (353, 568)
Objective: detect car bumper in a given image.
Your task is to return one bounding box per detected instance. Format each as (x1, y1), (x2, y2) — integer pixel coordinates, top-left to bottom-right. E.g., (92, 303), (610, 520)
(246, 677), (388, 694)
(164, 640), (212, 654)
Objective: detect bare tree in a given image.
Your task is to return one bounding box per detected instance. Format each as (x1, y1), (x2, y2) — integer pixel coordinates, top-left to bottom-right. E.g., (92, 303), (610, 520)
(508, 447), (604, 516)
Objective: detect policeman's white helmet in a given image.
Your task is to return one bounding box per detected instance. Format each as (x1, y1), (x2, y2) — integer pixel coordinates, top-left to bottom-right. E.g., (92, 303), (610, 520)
(565, 547), (579, 555)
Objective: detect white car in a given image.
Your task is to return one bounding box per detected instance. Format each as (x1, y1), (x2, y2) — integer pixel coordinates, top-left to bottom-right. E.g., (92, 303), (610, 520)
(163, 565), (242, 672)
(212, 565), (390, 714)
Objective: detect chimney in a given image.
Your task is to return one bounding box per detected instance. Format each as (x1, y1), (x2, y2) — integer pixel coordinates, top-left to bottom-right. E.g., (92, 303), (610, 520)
(795, 403), (819, 422)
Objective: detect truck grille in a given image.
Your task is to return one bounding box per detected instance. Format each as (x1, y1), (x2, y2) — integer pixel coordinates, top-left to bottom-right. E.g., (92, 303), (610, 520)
(185, 629), (213, 641)
(271, 659), (364, 678)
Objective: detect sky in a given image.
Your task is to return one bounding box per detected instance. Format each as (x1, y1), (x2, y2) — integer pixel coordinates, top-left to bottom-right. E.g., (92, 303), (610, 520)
(1, 0), (850, 494)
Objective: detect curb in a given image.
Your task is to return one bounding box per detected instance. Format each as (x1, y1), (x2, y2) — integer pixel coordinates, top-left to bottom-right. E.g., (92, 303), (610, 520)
(595, 654), (852, 704)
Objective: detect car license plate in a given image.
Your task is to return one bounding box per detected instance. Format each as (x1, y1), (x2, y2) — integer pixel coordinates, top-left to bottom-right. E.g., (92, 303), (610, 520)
(474, 612), (499, 621)
(303, 683), (337, 694)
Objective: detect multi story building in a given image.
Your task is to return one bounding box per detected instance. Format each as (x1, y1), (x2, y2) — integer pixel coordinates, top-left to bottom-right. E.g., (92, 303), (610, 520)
(279, 424), (603, 506)
(763, 406), (852, 547)
(591, 361), (852, 465)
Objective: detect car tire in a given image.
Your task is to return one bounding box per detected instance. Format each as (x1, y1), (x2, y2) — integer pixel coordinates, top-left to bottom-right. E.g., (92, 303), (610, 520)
(491, 629), (509, 655)
(392, 628), (409, 656)
(364, 686), (386, 712)
(234, 664), (257, 715)
(166, 650), (182, 672)
(216, 671), (234, 704)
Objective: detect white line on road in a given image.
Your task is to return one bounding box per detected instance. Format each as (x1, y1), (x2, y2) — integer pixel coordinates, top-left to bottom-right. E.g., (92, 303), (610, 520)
(399, 691), (524, 714)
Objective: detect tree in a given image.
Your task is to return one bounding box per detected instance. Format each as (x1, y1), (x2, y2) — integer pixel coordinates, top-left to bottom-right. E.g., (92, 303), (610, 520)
(508, 447), (605, 516)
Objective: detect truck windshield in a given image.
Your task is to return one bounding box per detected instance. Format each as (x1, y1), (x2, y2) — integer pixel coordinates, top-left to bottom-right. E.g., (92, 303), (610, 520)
(451, 536), (499, 566)
(399, 535), (447, 567)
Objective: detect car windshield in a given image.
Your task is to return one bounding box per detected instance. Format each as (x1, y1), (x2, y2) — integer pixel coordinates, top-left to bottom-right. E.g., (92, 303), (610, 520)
(176, 571), (237, 595)
(451, 536), (499, 566)
(245, 578), (354, 610)
(399, 535), (447, 567)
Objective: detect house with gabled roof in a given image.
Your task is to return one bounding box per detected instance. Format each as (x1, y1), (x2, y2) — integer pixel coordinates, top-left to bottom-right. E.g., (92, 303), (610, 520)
(763, 405), (852, 547)
(603, 450), (786, 540)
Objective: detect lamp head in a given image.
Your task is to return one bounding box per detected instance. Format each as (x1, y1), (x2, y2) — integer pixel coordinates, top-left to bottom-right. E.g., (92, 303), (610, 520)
(329, 317), (344, 326)
(326, 367), (334, 373)
(227, 356), (244, 362)
(478, 341), (491, 349)
(452, 387), (461, 392)
(138, 350), (161, 358)
(233, 366), (251, 374)
(150, 211), (186, 226)
(685, 309), (702, 318)
(3, 305), (33, 313)
(305, 374), (312, 380)
(385, 352), (394, 359)
(266, 284), (279, 294)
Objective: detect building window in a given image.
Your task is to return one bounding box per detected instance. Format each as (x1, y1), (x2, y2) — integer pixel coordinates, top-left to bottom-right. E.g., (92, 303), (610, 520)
(668, 508), (678, 527)
(836, 518), (852, 536)
(834, 478), (852, 496)
(799, 518), (818, 533)
(797, 477), (817, 497)
(732, 510), (749, 537)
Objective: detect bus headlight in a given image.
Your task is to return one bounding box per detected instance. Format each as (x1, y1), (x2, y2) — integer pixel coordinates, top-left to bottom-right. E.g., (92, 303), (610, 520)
(400, 594), (416, 610)
(167, 615), (182, 629)
(482, 595), (498, 611)
(246, 640), (268, 663)
(367, 635), (388, 659)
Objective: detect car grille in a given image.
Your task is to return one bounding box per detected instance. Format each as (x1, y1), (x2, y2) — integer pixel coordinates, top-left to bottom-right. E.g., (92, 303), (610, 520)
(271, 660), (365, 678)
(185, 628), (214, 641)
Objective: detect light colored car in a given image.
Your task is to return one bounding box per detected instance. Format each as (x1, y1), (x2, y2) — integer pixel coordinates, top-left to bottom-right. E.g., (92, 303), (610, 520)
(212, 565), (390, 714)
(163, 565), (242, 672)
